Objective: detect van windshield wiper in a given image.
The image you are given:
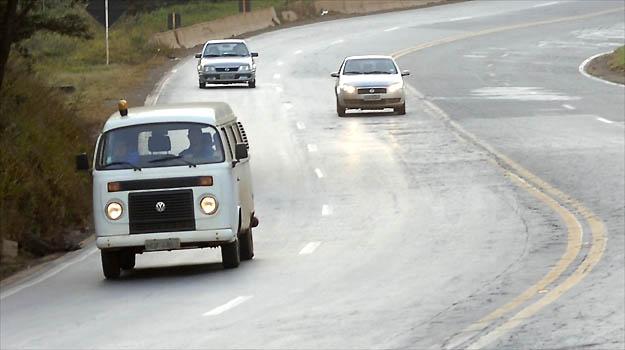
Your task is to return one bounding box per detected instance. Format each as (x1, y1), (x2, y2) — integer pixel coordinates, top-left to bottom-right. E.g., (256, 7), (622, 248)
(149, 155), (197, 167)
(102, 161), (141, 171)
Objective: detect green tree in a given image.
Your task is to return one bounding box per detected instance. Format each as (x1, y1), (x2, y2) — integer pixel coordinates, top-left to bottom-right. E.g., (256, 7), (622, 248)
(0, 0), (92, 91)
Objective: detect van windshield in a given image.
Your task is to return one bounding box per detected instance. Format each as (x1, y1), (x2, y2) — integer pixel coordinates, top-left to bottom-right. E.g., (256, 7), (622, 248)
(96, 122), (225, 170)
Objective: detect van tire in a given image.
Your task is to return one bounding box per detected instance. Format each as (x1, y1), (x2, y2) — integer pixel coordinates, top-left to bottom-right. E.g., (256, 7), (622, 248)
(238, 229), (254, 260)
(120, 250), (136, 270)
(221, 239), (240, 268)
(248, 79), (256, 88)
(101, 250), (121, 279)
(336, 99), (346, 117)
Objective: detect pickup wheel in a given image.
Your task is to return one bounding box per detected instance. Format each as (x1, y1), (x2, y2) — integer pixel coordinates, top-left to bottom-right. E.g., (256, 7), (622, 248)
(120, 250), (136, 270)
(199, 81), (206, 89)
(101, 250), (121, 279)
(221, 239), (240, 268)
(336, 99), (346, 117)
(238, 229), (254, 260)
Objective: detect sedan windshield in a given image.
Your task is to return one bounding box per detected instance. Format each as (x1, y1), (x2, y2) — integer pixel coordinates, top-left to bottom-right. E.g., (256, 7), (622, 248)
(343, 58), (398, 75)
(96, 122), (225, 170)
(202, 42), (250, 57)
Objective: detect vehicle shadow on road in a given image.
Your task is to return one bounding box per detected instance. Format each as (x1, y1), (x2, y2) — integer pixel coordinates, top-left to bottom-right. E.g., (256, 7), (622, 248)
(344, 110), (405, 118)
(116, 262), (229, 280)
(200, 85), (251, 90)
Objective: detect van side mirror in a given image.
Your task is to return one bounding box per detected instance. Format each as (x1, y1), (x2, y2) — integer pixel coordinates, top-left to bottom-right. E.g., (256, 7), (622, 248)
(76, 153), (89, 171)
(195, 53), (202, 58)
(235, 143), (248, 159)
(401, 70), (410, 76)
(330, 72), (339, 78)
(251, 52), (259, 57)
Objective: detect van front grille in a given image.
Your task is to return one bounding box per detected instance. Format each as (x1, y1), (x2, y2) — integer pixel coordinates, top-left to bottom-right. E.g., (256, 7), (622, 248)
(128, 189), (195, 234)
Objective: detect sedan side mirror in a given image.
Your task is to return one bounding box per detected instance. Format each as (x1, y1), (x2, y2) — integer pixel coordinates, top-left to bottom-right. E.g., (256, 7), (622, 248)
(401, 70), (410, 76)
(251, 52), (259, 57)
(195, 53), (202, 58)
(330, 72), (339, 78)
(76, 153), (89, 171)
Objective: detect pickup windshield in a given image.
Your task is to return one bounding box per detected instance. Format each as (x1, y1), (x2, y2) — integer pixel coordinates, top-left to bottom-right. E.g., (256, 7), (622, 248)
(96, 122), (225, 170)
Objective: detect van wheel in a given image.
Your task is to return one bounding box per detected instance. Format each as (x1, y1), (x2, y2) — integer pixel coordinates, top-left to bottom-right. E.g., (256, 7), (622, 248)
(221, 239), (240, 268)
(248, 79), (256, 88)
(336, 99), (346, 117)
(395, 103), (406, 115)
(120, 250), (136, 270)
(238, 229), (254, 260)
(199, 81), (206, 89)
(101, 250), (121, 279)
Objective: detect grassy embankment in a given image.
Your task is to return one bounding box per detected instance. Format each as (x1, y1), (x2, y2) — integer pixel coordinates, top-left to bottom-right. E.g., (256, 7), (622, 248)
(607, 45), (625, 72)
(0, 0), (285, 278)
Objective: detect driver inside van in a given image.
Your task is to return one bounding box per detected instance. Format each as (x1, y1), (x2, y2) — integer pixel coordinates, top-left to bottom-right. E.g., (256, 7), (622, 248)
(108, 136), (139, 165)
(180, 128), (216, 161)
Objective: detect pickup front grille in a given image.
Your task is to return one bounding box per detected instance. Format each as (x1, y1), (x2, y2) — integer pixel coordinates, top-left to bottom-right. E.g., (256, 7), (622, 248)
(128, 189), (195, 234)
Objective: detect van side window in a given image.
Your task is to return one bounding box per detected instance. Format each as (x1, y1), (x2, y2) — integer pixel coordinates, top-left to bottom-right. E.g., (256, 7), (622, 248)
(230, 125), (242, 143)
(221, 127), (233, 159)
(236, 122), (249, 148)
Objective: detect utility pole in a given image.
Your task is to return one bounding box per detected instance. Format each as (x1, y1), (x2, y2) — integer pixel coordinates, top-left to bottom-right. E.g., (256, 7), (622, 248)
(105, 0), (109, 65)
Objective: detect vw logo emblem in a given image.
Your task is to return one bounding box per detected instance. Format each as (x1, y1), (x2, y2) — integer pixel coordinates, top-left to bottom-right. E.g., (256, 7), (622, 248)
(155, 201), (166, 213)
(369, 88), (375, 93)
(225, 68), (230, 71)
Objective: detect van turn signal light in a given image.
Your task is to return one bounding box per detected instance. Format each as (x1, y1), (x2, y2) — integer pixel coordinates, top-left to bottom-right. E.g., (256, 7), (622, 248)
(118, 99), (128, 116)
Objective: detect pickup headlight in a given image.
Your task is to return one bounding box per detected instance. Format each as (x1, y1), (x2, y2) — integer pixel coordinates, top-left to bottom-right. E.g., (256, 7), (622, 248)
(200, 195), (218, 215)
(105, 201), (123, 220)
(238, 64), (251, 72)
(340, 84), (356, 94)
(387, 82), (403, 93)
(203, 65), (216, 72)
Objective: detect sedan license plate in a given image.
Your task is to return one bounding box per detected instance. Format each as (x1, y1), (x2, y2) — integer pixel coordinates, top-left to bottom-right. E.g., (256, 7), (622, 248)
(363, 94), (382, 101)
(145, 238), (180, 251)
(220, 73), (235, 80)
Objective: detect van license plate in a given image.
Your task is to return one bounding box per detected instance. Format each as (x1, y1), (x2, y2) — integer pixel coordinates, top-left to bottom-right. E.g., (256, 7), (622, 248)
(145, 238), (180, 251)
(363, 94), (381, 100)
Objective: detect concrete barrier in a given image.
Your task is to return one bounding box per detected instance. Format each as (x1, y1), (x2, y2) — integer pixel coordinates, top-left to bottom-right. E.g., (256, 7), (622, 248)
(314, 0), (449, 15)
(153, 7), (280, 49)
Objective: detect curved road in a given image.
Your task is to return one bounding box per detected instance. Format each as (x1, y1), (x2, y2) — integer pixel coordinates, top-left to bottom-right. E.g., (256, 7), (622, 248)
(1, 1), (623, 349)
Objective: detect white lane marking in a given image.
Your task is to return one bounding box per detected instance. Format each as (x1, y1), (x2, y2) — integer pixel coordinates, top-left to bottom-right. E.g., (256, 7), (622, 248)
(562, 104), (576, 110)
(275, 86), (283, 93)
(321, 205), (333, 216)
(294, 49), (303, 55)
(464, 54), (487, 58)
(448, 16), (472, 22)
(299, 242), (321, 255)
(487, 63), (494, 68)
(330, 39), (344, 45)
(533, 1), (559, 8)
(171, 69), (177, 73)
(500, 53), (510, 58)
(471, 86), (580, 101)
(1, 247), (98, 300)
(384, 26), (400, 32)
(283, 102), (293, 110)
(307, 144), (318, 153)
(579, 51), (625, 88)
(314, 168), (324, 178)
(273, 73), (281, 80)
(296, 121), (306, 130)
(276, 61), (284, 66)
(202, 296), (253, 316)
(488, 72), (496, 77)
(596, 117), (614, 124)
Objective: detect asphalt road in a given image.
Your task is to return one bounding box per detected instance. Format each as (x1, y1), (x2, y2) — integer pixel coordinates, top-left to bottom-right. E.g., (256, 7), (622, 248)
(1, 1), (623, 349)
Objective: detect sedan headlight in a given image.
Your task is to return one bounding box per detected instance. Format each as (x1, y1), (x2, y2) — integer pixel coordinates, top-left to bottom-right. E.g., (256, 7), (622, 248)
(387, 82), (403, 93)
(203, 65), (216, 72)
(340, 84), (356, 94)
(105, 202), (123, 220)
(238, 64), (251, 72)
(200, 195), (218, 215)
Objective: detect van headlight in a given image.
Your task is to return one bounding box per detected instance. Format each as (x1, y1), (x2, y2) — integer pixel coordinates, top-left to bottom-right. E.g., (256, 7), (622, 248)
(204, 65), (216, 72)
(341, 84), (356, 94)
(387, 82), (403, 93)
(200, 195), (218, 215)
(105, 202), (123, 220)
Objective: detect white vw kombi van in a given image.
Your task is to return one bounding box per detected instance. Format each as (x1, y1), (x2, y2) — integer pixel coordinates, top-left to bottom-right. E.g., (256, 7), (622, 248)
(77, 102), (257, 279)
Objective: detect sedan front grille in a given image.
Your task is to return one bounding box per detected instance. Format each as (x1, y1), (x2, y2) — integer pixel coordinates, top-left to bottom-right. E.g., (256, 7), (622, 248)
(128, 189), (195, 234)
(215, 67), (239, 72)
(357, 87), (387, 94)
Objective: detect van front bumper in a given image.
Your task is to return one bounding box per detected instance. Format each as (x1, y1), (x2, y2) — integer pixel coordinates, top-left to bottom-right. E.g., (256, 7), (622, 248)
(96, 228), (235, 250)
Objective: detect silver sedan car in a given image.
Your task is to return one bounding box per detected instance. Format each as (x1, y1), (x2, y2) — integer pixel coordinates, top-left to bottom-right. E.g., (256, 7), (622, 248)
(195, 39), (258, 88)
(331, 55), (410, 117)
